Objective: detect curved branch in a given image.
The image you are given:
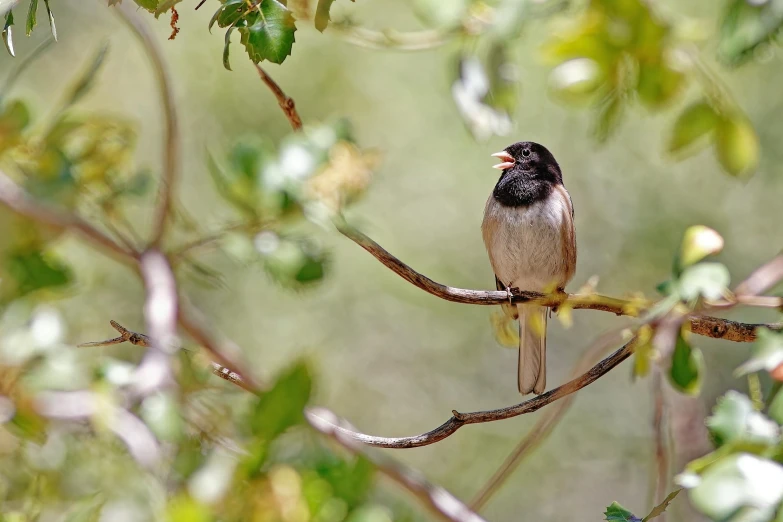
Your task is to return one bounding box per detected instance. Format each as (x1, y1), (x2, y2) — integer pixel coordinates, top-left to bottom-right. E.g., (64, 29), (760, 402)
(307, 340), (635, 449)
(308, 408), (487, 522)
(0, 170), (137, 261)
(337, 222), (777, 342)
(115, 3), (180, 248)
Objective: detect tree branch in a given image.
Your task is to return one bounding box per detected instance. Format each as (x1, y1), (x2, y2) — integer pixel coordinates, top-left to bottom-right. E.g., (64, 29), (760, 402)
(114, 2), (180, 248)
(336, 221), (778, 342)
(254, 64), (302, 131)
(307, 340), (635, 449)
(132, 250), (179, 395)
(0, 170), (137, 261)
(79, 320), (256, 394)
(307, 407), (487, 522)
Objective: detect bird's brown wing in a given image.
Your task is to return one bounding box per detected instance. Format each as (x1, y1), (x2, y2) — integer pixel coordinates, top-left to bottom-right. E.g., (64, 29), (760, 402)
(496, 275), (519, 320)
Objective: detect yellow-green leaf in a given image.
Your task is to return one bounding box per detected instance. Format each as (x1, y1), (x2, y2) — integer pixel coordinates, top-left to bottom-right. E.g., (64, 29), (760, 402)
(715, 115), (759, 178)
(668, 101), (719, 156)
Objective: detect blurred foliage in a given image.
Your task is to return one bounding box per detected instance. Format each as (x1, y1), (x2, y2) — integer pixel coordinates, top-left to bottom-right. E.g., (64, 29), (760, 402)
(0, 307), (402, 521)
(0, 0), (782, 521)
(3, 0), (769, 173)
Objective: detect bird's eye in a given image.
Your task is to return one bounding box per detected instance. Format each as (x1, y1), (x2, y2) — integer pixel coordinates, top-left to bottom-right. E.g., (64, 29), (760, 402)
(522, 149), (531, 157)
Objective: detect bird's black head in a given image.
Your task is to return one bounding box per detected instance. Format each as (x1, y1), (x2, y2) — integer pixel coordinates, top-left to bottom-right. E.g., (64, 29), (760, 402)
(490, 141), (563, 207)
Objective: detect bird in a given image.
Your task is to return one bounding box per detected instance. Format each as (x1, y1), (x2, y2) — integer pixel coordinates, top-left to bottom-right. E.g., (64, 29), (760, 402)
(481, 141), (577, 395)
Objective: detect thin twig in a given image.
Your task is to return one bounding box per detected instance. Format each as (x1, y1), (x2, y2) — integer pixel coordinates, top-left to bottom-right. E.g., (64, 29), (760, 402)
(308, 340), (636, 449)
(469, 328), (625, 510)
(79, 320), (255, 393)
(0, 170), (137, 261)
(177, 300), (262, 393)
(651, 371), (669, 522)
(254, 64), (302, 131)
(114, 2), (180, 248)
(170, 220), (265, 261)
(307, 407), (487, 522)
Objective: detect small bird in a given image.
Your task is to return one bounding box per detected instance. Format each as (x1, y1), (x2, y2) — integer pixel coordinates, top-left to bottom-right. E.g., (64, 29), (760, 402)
(481, 141), (577, 395)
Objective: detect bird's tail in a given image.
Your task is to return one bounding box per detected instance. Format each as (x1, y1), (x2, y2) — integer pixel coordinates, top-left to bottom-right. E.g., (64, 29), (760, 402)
(517, 304), (547, 395)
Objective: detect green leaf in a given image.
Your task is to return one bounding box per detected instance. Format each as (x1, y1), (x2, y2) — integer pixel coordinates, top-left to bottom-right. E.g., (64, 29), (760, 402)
(154, 0), (182, 17)
(636, 59), (684, 109)
(668, 332), (703, 395)
(314, 0), (336, 32)
(223, 26), (235, 71)
(679, 225), (724, 268)
(133, 0), (160, 12)
(165, 495), (211, 522)
(594, 92), (624, 144)
(706, 391), (779, 448)
(116, 170), (152, 198)
(3, 10), (15, 58)
(768, 386), (783, 425)
(258, 234), (329, 289)
(206, 151), (259, 217)
(668, 101), (719, 156)
(689, 454), (783, 521)
(718, 0), (783, 66)
(250, 360), (312, 440)
(677, 262), (730, 302)
(238, 0), (296, 65)
(25, 0), (38, 36)
(314, 453), (374, 509)
(63, 44), (110, 108)
(0, 99), (31, 153)
(604, 502), (641, 522)
(5, 249), (72, 297)
(486, 43), (518, 116)
(216, 0), (248, 29)
(735, 328), (783, 377)
(715, 114), (759, 178)
(655, 280), (674, 296)
(642, 490), (681, 522)
(42, 0), (55, 41)
(632, 325), (655, 378)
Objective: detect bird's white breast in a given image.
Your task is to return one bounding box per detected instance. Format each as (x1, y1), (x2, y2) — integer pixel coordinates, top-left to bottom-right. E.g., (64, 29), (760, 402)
(481, 188), (572, 292)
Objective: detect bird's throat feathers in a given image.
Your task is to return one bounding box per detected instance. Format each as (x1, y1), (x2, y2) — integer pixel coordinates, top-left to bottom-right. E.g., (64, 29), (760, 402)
(492, 170), (554, 207)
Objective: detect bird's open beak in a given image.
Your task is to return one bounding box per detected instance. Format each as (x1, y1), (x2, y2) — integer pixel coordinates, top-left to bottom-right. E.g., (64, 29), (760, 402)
(491, 151), (515, 170)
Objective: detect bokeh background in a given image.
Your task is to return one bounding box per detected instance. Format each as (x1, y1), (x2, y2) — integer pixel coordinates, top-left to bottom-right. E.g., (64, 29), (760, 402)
(4, 0), (783, 519)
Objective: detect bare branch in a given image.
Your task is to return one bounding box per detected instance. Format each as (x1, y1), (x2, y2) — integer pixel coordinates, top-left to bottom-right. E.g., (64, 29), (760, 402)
(337, 221), (779, 342)
(132, 250), (180, 395)
(734, 253), (783, 298)
(114, 3), (180, 248)
(0, 170), (136, 261)
(651, 371), (670, 521)
(80, 320), (257, 394)
(254, 64), (302, 131)
(176, 300), (262, 393)
(307, 340), (635, 449)
(307, 407), (487, 522)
